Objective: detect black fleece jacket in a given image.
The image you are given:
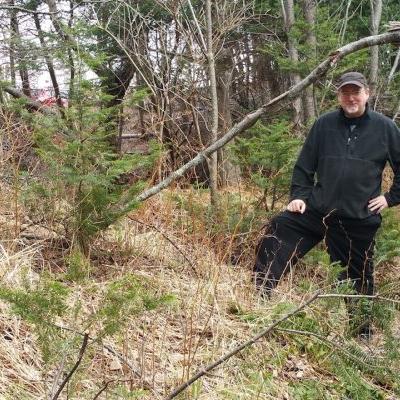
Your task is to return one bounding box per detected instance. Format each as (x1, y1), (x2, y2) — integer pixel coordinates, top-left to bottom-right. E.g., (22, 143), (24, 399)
(290, 107), (400, 219)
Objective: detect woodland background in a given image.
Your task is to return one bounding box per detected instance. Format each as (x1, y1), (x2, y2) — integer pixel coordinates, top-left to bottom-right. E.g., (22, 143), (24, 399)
(1, 0), (400, 399)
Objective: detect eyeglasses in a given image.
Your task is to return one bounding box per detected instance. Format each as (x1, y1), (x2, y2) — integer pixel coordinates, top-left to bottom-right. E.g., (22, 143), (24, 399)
(338, 88), (364, 97)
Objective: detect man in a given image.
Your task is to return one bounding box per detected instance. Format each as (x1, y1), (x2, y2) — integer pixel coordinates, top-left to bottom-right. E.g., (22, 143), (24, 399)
(254, 71), (400, 337)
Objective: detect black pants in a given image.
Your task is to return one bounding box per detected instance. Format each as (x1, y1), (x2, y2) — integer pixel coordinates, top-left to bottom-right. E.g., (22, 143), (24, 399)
(254, 208), (382, 296)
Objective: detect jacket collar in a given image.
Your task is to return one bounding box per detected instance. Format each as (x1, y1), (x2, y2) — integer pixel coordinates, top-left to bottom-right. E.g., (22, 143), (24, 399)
(339, 103), (371, 122)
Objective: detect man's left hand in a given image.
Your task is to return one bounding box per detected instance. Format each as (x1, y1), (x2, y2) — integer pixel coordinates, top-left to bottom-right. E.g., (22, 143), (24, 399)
(368, 195), (388, 213)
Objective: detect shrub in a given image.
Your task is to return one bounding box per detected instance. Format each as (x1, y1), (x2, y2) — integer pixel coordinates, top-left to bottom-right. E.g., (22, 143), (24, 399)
(21, 83), (160, 254)
(230, 120), (301, 212)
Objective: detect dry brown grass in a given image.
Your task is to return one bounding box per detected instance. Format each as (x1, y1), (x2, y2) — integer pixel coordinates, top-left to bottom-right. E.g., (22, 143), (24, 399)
(0, 185), (399, 399)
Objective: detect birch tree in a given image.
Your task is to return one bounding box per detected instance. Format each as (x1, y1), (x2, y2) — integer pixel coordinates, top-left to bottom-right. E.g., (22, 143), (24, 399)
(205, 0), (219, 208)
(281, 0), (303, 126)
(302, 0), (316, 122)
(369, 0), (382, 100)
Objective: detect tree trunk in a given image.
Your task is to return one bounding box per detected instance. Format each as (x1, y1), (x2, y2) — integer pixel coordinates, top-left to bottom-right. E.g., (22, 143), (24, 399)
(282, 0), (303, 126)
(8, 2), (16, 86)
(253, 33), (282, 104)
(68, 0), (75, 101)
(216, 46), (240, 186)
(339, 0), (352, 45)
(206, 0), (219, 209)
(388, 48), (400, 86)
(9, 0), (31, 97)
(369, 0), (382, 101)
(33, 11), (65, 116)
(302, 0), (317, 123)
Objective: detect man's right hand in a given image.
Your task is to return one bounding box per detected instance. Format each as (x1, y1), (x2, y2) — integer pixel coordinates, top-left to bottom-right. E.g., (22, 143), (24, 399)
(287, 199), (306, 214)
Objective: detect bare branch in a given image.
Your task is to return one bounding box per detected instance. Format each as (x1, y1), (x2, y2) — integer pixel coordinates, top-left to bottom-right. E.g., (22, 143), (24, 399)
(0, 5), (57, 15)
(164, 287), (400, 399)
(164, 291), (321, 400)
(135, 31), (400, 203)
(54, 323), (161, 397)
(94, 22), (156, 96)
(186, 0), (207, 53)
(388, 47), (400, 84)
(318, 293), (400, 305)
(276, 328), (398, 371)
(51, 333), (89, 400)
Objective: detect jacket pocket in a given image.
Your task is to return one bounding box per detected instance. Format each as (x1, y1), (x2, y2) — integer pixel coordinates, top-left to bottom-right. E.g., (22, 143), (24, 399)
(313, 156), (345, 213)
(341, 158), (382, 216)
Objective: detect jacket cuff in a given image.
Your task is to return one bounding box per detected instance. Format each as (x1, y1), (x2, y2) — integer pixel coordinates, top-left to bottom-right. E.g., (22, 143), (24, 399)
(384, 192), (394, 207)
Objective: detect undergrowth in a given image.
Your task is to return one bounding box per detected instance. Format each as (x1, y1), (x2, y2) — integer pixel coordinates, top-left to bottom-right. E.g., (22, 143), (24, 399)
(1, 109), (400, 399)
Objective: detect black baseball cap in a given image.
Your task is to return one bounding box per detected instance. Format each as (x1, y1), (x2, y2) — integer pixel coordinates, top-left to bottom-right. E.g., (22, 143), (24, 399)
(337, 72), (368, 89)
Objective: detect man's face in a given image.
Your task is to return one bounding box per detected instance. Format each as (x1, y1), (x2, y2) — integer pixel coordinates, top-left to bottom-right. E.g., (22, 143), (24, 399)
(337, 84), (370, 118)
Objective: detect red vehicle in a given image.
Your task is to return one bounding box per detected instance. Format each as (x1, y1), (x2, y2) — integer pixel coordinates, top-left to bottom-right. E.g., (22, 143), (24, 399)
(31, 88), (68, 107)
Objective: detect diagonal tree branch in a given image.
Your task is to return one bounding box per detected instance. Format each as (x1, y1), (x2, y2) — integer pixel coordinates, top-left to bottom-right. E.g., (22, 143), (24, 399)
(135, 31), (400, 203)
(164, 290), (400, 399)
(164, 291), (321, 400)
(51, 333), (89, 400)
(0, 5), (56, 15)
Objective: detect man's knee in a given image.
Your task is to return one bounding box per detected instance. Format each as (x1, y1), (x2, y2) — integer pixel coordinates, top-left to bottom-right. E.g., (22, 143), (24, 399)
(254, 215), (287, 264)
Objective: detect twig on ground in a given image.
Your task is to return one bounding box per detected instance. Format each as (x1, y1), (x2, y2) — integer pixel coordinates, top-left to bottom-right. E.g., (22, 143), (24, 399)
(51, 333), (89, 400)
(275, 328), (394, 370)
(92, 380), (114, 400)
(318, 293), (400, 305)
(165, 289), (400, 399)
(164, 291), (321, 400)
(54, 324), (161, 397)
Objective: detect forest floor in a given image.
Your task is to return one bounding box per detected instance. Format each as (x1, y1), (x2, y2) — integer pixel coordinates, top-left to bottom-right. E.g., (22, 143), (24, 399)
(0, 186), (400, 400)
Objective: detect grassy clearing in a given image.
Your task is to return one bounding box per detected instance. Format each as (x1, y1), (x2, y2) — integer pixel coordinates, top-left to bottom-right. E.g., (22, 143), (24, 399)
(0, 186), (399, 399)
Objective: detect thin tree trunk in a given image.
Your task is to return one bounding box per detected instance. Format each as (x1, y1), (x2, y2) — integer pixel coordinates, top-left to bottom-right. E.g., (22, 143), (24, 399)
(33, 12), (65, 116)
(68, 0), (75, 101)
(216, 46), (235, 186)
(206, 0), (219, 209)
(8, 1), (16, 86)
(302, 0), (317, 123)
(282, 0), (303, 126)
(369, 0), (382, 100)
(253, 33), (281, 103)
(388, 48), (400, 85)
(9, 0), (31, 97)
(340, 0), (352, 45)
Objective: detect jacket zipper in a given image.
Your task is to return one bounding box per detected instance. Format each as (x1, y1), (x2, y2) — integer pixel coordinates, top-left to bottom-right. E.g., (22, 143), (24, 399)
(337, 128), (353, 212)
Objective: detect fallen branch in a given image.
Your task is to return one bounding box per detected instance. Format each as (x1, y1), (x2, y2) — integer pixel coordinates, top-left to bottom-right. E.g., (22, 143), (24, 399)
(318, 293), (400, 305)
(92, 380), (117, 400)
(164, 288), (400, 399)
(2, 85), (55, 115)
(136, 31), (400, 203)
(275, 328), (395, 371)
(0, 5), (57, 15)
(54, 323), (161, 397)
(51, 333), (89, 400)
(164, 291), (321, 400)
